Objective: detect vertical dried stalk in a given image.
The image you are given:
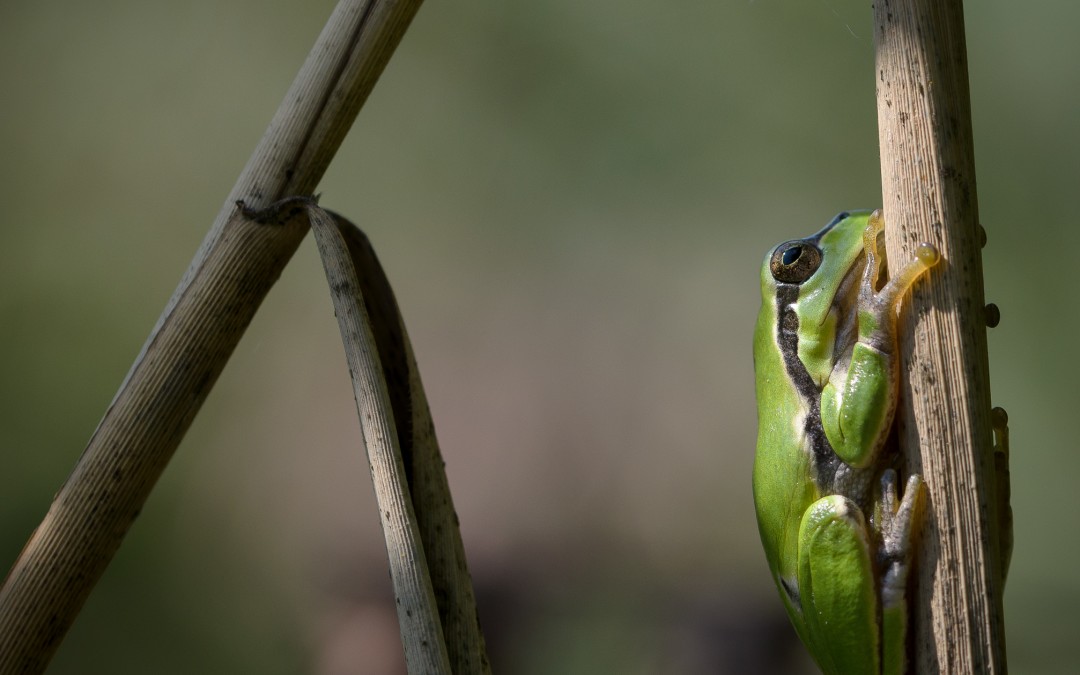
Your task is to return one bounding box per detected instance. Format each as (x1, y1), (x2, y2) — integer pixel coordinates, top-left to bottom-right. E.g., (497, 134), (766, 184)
(0, 1), (426, 672)
(873, 0), (1008, 672)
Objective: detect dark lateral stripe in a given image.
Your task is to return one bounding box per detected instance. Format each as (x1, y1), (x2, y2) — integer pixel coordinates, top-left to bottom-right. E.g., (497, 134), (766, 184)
(808, 211), (849, 246)
(774, 283), (840, 485)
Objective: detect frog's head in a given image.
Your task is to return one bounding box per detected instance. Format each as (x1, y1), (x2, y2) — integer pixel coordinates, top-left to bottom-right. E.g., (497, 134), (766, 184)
(759, 210), (873, 387)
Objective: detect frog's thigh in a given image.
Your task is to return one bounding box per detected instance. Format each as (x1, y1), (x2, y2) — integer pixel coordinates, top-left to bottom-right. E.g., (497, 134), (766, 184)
(798, 495), (879, 675)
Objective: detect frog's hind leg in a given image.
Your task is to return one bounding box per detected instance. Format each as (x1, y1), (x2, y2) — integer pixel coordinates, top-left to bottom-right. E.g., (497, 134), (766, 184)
(798, 495), (880, 675)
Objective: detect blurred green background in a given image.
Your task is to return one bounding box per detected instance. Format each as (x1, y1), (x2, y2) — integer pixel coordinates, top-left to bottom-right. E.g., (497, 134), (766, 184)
(0, 1), (1073, 673)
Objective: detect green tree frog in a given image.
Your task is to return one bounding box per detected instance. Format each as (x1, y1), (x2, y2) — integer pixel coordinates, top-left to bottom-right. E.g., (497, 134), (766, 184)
(752, 209), (939, 675)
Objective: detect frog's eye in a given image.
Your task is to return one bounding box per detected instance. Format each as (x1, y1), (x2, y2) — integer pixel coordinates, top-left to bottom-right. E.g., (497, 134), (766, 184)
(770, 240), (822, 284)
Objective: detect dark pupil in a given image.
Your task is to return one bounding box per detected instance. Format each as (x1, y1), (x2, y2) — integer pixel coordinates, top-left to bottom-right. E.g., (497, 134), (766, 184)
(781, 245), (802, 266)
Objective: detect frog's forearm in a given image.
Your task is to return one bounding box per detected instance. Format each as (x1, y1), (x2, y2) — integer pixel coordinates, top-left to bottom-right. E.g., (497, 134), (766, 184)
(820, 343), (893, 469)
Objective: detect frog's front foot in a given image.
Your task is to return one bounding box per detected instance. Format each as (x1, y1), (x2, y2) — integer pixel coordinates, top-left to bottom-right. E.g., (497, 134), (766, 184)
(877, 470), (923, 608)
